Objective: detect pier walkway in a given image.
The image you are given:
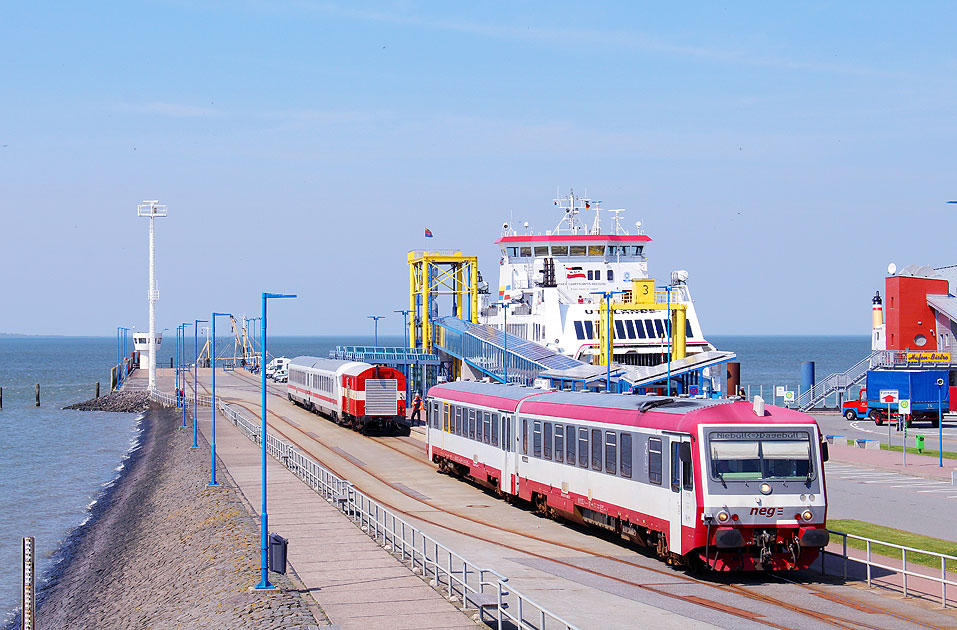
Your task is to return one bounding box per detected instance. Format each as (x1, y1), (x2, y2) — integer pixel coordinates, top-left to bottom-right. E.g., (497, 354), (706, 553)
(144, 369), (476, 630)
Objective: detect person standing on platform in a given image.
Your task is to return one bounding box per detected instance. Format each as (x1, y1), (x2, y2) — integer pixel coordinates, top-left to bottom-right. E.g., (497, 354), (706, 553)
(411, 392), (423, 424)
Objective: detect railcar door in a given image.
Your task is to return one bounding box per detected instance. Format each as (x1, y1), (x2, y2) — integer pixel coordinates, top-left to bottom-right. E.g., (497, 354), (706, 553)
(501, 414), (516, 495)
(669, 437), (695, 554)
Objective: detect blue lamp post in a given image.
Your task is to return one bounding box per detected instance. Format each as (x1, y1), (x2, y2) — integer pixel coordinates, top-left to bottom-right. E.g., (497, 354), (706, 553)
(938, 377), (946, 467)
(209, 312), (232, 486)
(590, 291), (625, 392)
(368, 315), (384, 347)
(180, 322), (192, 427)
(394, 309), (412, 402)
(175, 325), (182, 408)
(490, 301), (512, 384)
(192, 319), (208, 448)
(256, 292), (297, 590)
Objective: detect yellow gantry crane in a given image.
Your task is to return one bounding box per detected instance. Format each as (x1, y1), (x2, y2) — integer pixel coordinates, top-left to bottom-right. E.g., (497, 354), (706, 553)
(595, 278), (687, 367)
(230, 316), (258, 368)
(408, 250), (479, 353)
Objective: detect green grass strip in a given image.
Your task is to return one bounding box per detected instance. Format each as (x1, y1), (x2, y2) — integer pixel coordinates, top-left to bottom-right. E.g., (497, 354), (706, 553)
(828, 519), (957, 572)
(877, 443), (957, 460)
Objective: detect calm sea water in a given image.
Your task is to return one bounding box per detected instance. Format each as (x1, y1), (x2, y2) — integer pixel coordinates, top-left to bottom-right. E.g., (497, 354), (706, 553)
(0, 333), (869, 622)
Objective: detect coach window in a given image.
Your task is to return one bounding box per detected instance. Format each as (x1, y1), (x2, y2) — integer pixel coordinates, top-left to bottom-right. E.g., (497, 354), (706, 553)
(683, 450), (693, 491)
(578, 428), (589, 467)
(469, 409), (476, 440)
(649, 438), (663, 485)
(591, 429), (602, 471)
(491, 412), (500, 446)
(476, 410), (483, 442)
(482, 411), (491, 444)
(543, 423), (552, 459)
(554, 424), (564, 463)
(566, 425), (576, 465)
(620, 434), (633, 478)
(443, 404), (450, 432)
(522, 418), (528, 455)
(533, 421), (542, 458)
(605, 432), (617, 475)
(670, 443), (681, 492)
(455, 406), (463, 435)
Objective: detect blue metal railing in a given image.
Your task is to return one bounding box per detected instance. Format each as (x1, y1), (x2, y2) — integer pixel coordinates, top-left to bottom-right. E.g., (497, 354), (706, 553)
(434, 319), (554, 385)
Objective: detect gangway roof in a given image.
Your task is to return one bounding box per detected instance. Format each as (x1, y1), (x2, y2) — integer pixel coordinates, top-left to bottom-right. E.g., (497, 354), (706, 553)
(436, 317), (584, 371)
(616, 350), (736, 387)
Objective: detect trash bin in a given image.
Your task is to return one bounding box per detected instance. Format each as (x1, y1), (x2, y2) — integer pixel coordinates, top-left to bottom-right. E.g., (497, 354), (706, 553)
(268, 533), (287, 575)
(916, 435), (925, 453)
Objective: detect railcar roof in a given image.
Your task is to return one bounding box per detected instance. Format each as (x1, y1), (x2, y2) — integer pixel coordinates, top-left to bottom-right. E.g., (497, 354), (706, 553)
(289, 356), (366, 371)
(527, 390), (730, 413)
(428, 381), (548, 411)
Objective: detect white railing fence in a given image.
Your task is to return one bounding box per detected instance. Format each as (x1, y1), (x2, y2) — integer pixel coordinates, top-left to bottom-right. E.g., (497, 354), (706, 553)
(821, 530), (957, 607)
(152, 388), (578, 629)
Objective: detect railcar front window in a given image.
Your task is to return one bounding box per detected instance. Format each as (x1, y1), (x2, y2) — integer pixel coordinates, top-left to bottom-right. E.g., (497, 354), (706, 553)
(710, 436), (812, 481)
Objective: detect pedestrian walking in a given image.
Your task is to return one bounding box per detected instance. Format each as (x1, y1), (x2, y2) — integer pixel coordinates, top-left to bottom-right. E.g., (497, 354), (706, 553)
(411, 392), (424, 424)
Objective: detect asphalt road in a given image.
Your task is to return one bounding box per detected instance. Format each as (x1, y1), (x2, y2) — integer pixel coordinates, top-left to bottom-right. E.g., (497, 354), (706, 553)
(812, 411), (957, 453)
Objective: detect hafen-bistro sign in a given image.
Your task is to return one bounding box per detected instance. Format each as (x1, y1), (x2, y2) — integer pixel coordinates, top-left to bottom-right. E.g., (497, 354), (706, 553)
(905, 352), (951, 363)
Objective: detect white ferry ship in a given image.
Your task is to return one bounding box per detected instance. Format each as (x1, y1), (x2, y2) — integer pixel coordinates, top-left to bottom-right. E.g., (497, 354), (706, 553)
(479, 191), (715, 366)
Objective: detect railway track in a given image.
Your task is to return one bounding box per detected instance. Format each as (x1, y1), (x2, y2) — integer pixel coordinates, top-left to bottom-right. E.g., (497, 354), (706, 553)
(191, 369), (953, 630)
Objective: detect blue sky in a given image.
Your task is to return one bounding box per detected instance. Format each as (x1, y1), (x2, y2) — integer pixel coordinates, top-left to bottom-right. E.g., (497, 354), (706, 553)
(2, 2), (956, 335)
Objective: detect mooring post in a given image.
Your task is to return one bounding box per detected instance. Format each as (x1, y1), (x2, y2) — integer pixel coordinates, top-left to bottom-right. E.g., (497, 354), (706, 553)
(22, 536), (35, 630)
(1, 386), (3, 409)
(95, 382), (100, 399)
(35, 384), (40, 407)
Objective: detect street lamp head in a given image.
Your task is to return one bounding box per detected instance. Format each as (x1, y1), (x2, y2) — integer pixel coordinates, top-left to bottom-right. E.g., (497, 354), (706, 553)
(263, 292), (297, 299)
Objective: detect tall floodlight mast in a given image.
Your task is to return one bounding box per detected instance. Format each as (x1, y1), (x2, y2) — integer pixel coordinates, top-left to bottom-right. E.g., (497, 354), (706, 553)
(138, 200), (167, 390)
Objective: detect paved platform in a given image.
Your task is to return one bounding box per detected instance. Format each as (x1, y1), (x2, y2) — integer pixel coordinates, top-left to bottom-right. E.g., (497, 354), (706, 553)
(147, 370), (476, 630)
(827, 439), (956, 481)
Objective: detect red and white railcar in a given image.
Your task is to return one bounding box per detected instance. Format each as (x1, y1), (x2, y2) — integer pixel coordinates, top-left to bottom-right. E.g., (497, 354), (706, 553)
(287, 356), (406, 433)
(426, 381), (829, 571)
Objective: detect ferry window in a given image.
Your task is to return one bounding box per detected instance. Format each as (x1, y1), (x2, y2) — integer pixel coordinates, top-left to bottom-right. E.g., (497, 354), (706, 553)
(483, 411), (491, 444)
(615, 321), (626, 339)
(587, 270), (593, 280)
(551, 245), (568, 256)
(533, 421), (542, 458)
(522, 418), (528, 454)
(578, 428), (589, 467)
(605, 432), (617, 475)
(685, 321), (694, 338)
(644, 321), (656, 338)
(520, 246), (532, 257)
(607, 269), (614, 281)
(534, 246), (549, 257)
(469, 409), (476, 439)
(591, 429), (602, 470)
(507, 247), (519, 257)
(491, 413), (499, 446)
(554, 424), (564, 463)
(574, 321), (585, 340)
(570, 245), (587, 256)
(443, 404), (450, 432)
(588, 245), (604, 256)
(621, 434), (633, 478)
(583, 321), (594, 339)
(649, 438), (663, 485)
(664, 319), (671, 335)
(636, 246), (643, 256)
(653, 320), (665, 338)
(543, 423), (552, 459)
(566, 425), (576, 464)
(625, 320), (636, 339)
(671, 443), (681, 492)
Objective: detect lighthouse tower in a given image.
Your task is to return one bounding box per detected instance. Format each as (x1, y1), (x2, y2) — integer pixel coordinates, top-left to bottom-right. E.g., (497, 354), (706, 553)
(138, 200), (167, 389)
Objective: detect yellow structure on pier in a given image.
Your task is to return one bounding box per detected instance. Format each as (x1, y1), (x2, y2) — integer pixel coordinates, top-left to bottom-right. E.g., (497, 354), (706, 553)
(595, 278), (688, 367)
(407, 250), (479, 356)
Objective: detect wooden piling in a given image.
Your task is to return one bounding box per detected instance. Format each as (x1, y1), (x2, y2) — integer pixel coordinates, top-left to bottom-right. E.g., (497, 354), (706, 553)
(95, 382), (100, 398)
(35, 383), (40, 407)
(1, 386), (3, 409)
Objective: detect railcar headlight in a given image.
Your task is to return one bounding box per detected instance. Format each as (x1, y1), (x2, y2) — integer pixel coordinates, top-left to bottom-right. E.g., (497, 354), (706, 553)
(802, 510), (813, 521)
(716, 510), (730, 523)
(759, 482), (772, 495)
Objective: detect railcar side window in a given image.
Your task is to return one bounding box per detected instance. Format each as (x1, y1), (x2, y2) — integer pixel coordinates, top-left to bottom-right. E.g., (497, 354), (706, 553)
(522, 418), (528, 455)
(455, 406), (463, 435)
(491, 413), (499, 446)
(554, 424), (564, 463)
(566, 425), (576, 465)
(443, 404), (450, 432)
(620, 434), (632, 478)
(533, 421), (542, 457)
(504, 415), (512, 452)
(543, 423), (552, 459)
(605, 432), (617, 475)
(483, 412), (491, 444)
(683, 454), (693, 491)
(578, 428), (588, 467)
(591, 429), (602, 471)
(476, 410), (483, 442)
(469, 409), (476, 440)
(649, 438), (663, 485)
(670, 443), (681, 493)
